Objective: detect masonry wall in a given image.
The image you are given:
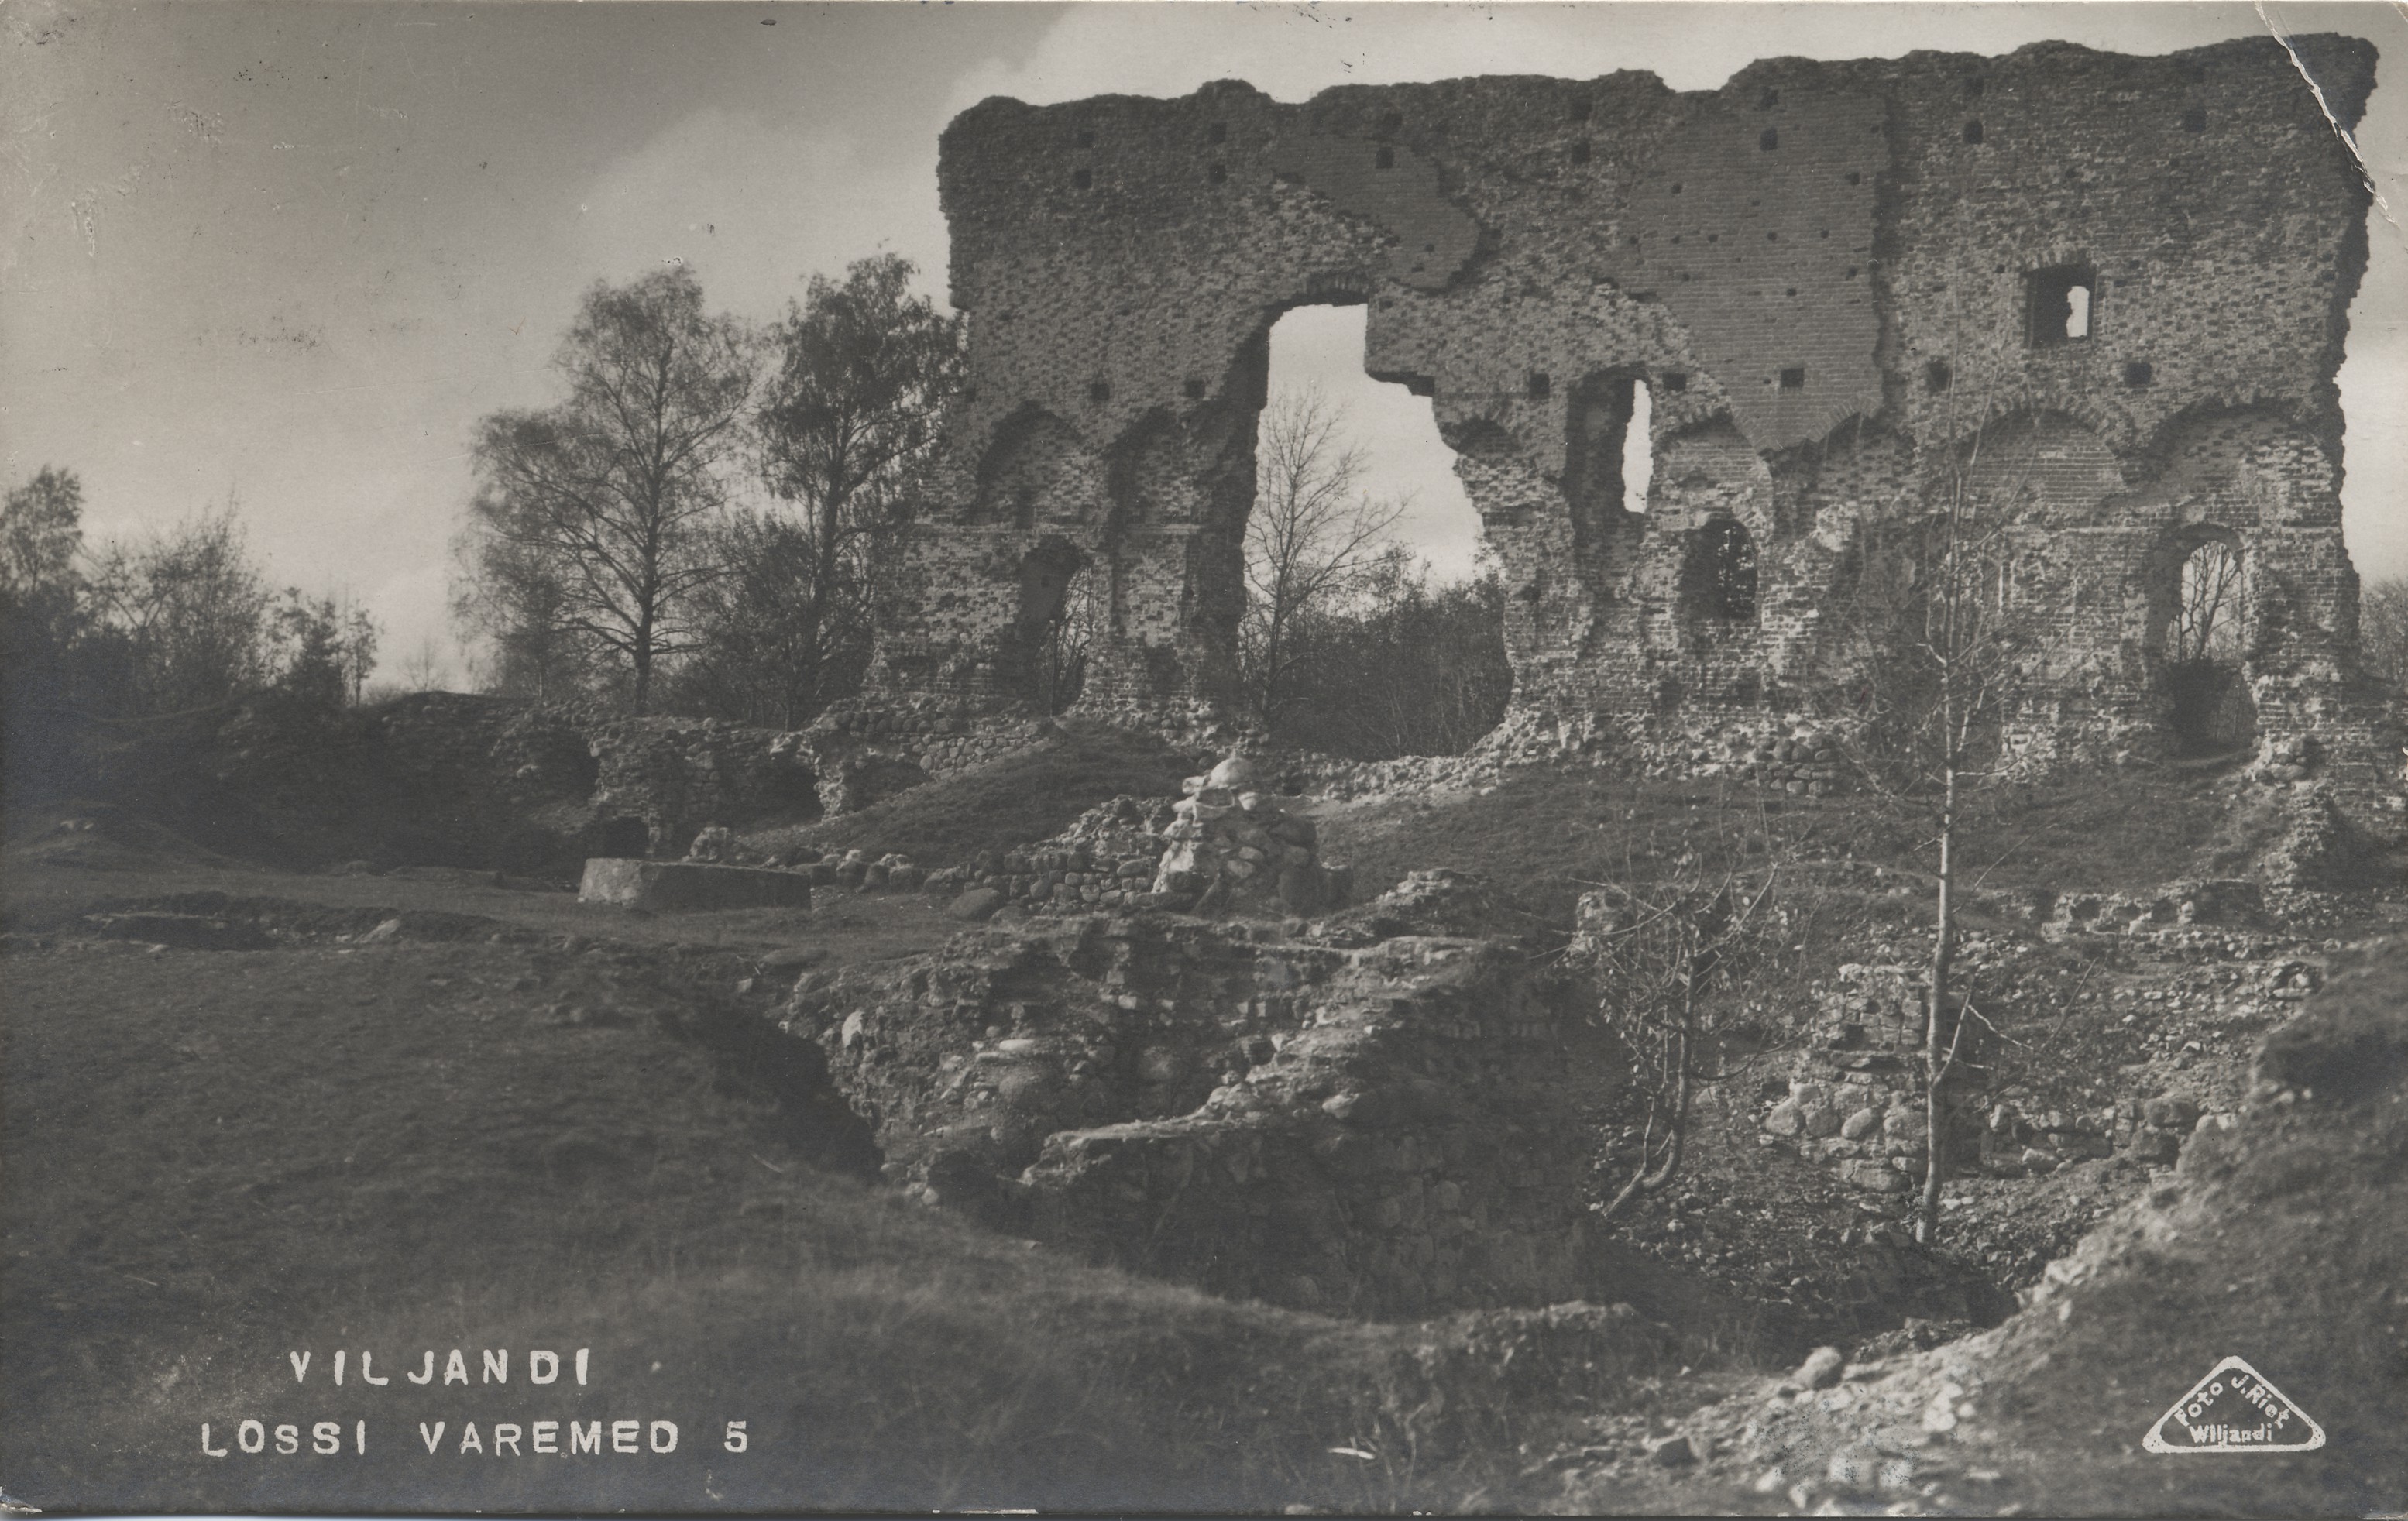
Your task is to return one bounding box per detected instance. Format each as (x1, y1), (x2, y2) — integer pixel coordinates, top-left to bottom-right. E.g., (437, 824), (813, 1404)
(780, 897), (1606, 1317)
(871, 36), (2384, 785)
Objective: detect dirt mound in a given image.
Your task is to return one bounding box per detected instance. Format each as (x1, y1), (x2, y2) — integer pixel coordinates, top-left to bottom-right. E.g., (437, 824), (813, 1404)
(757, 719), (1202, 867)
(1, 802), (245, 874)
(1556, 933), (2408, 1516)
(1315, 868), (1552, 946)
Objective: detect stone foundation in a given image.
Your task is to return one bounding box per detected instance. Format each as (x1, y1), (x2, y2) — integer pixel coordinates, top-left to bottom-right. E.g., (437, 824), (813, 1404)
(777, 884), (1607, 1317)
(577, 858), (812, 913)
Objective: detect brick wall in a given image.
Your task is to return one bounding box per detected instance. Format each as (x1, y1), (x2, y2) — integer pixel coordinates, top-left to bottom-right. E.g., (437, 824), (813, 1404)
(867, 36), (2389, 800)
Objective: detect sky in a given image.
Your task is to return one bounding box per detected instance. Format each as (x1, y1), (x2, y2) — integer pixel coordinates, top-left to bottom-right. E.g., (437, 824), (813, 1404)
(4, 2), (2403, 682)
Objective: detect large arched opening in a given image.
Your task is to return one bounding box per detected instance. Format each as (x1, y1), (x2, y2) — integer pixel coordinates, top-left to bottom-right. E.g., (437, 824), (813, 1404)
(1239, 304), (1506, 758)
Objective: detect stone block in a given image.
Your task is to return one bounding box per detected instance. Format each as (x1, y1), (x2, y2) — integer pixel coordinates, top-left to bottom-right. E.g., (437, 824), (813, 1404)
(949, 888), (1005, 921)
(579, 858), (812, 913)
(1840, 1159), (1912, 1194)
(2142, 1094), (2201, 1130)
(1276, 864), (1325, 914)
(1882, 1108), (1928, 1146)
(2125, 1128), (2180, 1165)
(1794, 1346), (1845, 1390)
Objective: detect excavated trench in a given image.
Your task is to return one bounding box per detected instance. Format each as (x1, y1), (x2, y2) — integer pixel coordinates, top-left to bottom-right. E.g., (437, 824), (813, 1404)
(21, 888), (2016, 1359)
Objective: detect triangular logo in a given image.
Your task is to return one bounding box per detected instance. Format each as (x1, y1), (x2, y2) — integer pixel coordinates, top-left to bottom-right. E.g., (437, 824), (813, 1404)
(2143, 1355), (2326, 1454)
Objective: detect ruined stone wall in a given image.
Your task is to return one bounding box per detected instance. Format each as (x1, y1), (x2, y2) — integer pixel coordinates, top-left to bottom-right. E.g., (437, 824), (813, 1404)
(871, 36), (2387, 790)
(584, 714), (824, 857)
(781, 884), (1607, 1317)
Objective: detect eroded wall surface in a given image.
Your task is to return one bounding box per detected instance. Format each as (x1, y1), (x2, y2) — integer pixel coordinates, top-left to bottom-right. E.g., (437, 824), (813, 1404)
(873, 36), (2384, 781)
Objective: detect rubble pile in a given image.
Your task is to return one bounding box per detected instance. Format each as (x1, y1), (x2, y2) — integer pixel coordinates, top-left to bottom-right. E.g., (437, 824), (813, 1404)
(775, 874), (1599, 1317)
(916, 795), (1178, 917)
(1150, 753), (1352, 915)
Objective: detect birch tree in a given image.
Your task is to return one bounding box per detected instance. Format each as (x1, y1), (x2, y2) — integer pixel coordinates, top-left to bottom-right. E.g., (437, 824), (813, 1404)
(460, 268), (755, 712)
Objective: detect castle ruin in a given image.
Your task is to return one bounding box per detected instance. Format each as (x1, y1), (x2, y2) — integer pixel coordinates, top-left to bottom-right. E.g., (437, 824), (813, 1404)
(859, 36), (2389, 790)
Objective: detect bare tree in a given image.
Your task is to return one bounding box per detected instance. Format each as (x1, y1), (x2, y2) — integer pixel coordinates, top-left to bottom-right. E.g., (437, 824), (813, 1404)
(1241, 388), (1405, 730)
(1030, 559), (1107, 716)
(2, 468), (85, 606)
(397, 636), (451, 693)
(337, 599), (380, 705)
(450, 527), (588, 703)
(2, 468), (97, 793)
(2169, 540), (2245, 665)
(88, 505), (273, 715)
(1837, 439), (2033, 1244)
(459, 268), (756, 712)
(1581, 864), (1778, 1222)
(2161, 537), (2254, 752)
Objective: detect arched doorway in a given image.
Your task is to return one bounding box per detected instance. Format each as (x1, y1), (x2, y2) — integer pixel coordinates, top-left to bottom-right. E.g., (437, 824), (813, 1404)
(2162, 536), (2255, 755)
(1015, 537), (1103, 715)
(1238, 304), (1502, 756)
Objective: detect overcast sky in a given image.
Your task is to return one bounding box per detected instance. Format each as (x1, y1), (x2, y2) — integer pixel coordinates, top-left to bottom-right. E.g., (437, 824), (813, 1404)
(5, 2), (2403, 681)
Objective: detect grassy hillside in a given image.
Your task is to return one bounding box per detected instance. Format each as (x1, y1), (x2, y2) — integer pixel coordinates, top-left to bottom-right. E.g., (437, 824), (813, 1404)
(1313, 764), (2241, 929)
(761, 720), (1203, 866)
(6, 745), (2392, 1515)
(0, 869), (1707, 1514)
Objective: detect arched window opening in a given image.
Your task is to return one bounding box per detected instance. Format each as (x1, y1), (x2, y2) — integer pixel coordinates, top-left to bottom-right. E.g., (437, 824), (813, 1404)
(1016, 538), (1103, 715)
(1685, 517), (1760, 621)
(2163, 538), (2254, 754)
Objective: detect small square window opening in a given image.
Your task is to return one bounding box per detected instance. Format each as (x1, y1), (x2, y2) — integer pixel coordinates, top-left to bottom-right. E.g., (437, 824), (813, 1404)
(2028, 264), (2098, 345)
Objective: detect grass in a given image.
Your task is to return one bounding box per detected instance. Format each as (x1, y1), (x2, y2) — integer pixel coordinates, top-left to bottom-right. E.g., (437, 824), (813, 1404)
(1314, 763), (2240, 932)
(0, 747), (2324, 1514)
(0, 867), (1693, 1514)
(756, 719), (1201, 865)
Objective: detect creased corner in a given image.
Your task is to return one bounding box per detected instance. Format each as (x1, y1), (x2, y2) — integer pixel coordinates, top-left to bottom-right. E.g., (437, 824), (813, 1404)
(2255, 0), (2403, 244)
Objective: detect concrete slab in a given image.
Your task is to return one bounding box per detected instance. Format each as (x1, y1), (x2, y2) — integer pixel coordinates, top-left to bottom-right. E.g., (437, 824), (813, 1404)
(579, 858), (812, 913)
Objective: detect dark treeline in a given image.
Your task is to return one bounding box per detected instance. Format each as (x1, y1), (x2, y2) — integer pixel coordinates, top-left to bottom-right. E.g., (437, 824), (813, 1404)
(1232, 387), (1510, 760)
(452, 254), (960, 726)
(456, 272), (1513, 757)
(11, 258), (1517, 798)
(1264, 552), (1512, 760)
(1, 467), (379, 802)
